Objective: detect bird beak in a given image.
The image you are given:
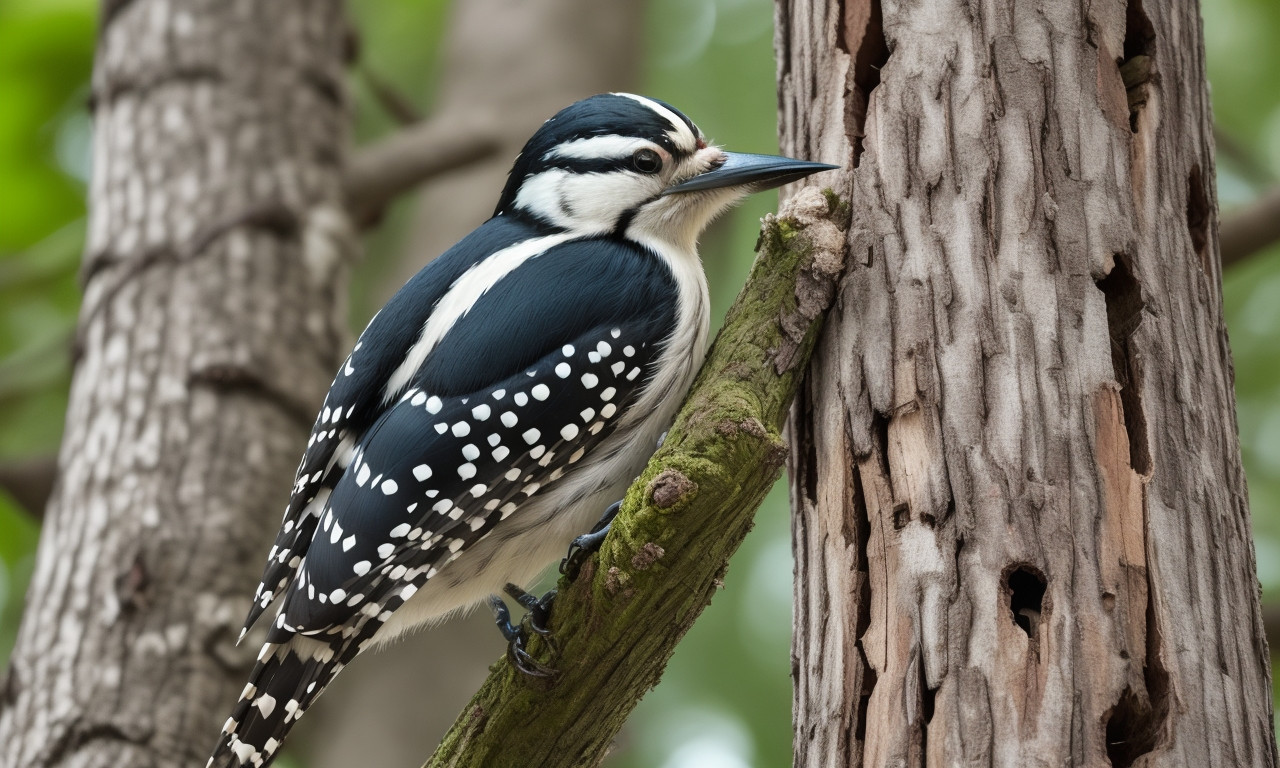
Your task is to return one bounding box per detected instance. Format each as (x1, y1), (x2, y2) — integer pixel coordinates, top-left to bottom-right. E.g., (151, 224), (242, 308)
(662, 152), (840, 195)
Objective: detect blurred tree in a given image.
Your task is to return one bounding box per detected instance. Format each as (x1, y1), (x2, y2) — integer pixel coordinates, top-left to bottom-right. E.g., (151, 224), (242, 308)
(780, 0), (1277, 766)
(0, 1), (357, 764)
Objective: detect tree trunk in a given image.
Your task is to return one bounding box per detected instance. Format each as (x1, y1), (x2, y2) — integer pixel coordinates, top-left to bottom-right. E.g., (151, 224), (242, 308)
(0, 2), (354, 766)
(779, 0), (1279, 766)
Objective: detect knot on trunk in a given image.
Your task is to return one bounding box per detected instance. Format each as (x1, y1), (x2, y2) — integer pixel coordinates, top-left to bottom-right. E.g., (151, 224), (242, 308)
(648, 468), (697, 510)
(631, 542), (666, 571)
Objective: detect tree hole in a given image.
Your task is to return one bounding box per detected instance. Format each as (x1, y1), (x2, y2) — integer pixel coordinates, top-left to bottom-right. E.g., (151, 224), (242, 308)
(1096, 256), (1151, 475)
(1005, 565), (1047, 637)
(892, 503), (910, 530)
(850, 465), (871, 574)
(1104, 685), (1162, 766)
(915, 652), (936, 756)
(837, 0), (889, 167)
(851, 462), (876, 753)
(919, 654), (935, 725)
(1186, 165), (1210, 274)
(854, 660), (877, 743)
(1119, 0), (1155, 133)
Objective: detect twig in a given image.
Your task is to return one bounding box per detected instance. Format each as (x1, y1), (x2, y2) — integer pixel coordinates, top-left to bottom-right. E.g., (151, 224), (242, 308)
(0, 456), (57, 519)
(1214, 126), (1275, 190)
(344, 120), (503, 227)
(359, 66), (424, 125)
(423, 187), (850, 768)
(1221, 187), (1280, 268)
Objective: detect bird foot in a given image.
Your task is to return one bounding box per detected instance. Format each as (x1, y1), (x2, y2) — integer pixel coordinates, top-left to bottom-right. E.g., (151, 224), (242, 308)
(560, 500), (622, 580)
(488, 583), (557, 677)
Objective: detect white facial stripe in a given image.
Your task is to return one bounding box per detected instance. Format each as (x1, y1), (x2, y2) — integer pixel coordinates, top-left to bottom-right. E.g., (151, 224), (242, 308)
(615, 93), (698, 153)
(513, 170), (569, 226)
(547, 134), (651, 161)
(380, 233), (576, 403)
(515, 168), (663, 234)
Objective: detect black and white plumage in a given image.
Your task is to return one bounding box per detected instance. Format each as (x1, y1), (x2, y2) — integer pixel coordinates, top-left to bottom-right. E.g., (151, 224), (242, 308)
(208, 92), (834, 767)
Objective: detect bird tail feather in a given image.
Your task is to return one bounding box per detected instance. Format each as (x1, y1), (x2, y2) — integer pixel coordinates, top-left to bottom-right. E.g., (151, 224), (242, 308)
(206, 636), (349, 768)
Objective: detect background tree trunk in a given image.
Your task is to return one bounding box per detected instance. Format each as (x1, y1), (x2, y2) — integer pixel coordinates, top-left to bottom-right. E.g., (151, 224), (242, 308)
(779, 0), (1279, 765)
(0, 2), (355, 765)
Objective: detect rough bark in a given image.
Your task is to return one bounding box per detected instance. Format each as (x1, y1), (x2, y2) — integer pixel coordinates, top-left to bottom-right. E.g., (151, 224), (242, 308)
(0, 2), (354, 766)
(779, 0), (1279, 766)
(295, 3), (644, 765)
(421, 188), (847, 768)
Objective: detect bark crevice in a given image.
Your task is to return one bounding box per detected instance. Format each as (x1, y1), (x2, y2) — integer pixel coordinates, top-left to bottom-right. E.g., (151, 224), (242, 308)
(1186, 165), (1210, 274)
(836, 0), (889, 168)
(90, 66), (225, 113)
(1097, 256), (1151, 477)
(1120, 0), (1155, 133)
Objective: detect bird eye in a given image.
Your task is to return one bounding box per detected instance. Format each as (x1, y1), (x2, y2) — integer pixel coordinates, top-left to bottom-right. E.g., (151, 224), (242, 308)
(632, 148), (662, 174)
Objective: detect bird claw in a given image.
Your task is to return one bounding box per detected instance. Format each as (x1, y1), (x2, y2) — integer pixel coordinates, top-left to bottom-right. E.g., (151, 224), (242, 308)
(507, 636), (558, 678)
(560, 500), (622, 580)
(503, 583), (555, 636)
(489, 585), (558, 677)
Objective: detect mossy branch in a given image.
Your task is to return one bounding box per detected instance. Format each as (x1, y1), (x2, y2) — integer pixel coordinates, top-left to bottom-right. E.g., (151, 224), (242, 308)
(423, 187), (850, 768)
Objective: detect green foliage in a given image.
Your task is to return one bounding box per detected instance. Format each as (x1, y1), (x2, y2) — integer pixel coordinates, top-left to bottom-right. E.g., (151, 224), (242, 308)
(1204, 0), (1280, 191)
(0, 0), (95, 663)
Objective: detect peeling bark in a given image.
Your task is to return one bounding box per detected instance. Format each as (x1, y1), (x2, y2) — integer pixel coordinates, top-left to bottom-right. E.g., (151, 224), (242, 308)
(0, 2), (354, 766)
(779, 0), (1278, 765)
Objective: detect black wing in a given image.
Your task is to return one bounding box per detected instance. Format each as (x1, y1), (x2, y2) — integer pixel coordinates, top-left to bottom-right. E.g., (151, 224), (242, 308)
(267, 234), (678, 636)
(241, 215), (550, 634)
(275, 320), (661, 635)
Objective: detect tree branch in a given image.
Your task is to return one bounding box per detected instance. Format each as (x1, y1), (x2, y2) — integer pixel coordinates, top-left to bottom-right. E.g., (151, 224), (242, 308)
(1214, 125), (1275, 190)
(343, 120), (502, 227)
(358, 66), (424, 126)
(1221, 187), (1280, 268)
(422, 187), (849, 768)
(0, 456), (56, 519)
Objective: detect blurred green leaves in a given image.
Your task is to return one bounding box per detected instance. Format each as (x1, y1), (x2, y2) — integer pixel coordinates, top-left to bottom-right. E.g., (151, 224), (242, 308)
(0, 0), (95, 662)
(0, 0), (94, 250)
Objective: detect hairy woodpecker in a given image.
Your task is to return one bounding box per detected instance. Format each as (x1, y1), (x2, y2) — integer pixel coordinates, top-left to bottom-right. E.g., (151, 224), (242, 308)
(207, 92), (835, 767)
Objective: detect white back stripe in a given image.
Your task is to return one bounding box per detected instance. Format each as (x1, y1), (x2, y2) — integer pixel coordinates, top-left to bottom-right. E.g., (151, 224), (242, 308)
(380, 234), (575, 403)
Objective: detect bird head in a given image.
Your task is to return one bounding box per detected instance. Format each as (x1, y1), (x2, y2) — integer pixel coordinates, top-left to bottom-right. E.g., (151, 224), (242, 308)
(495, 93), (837, 253)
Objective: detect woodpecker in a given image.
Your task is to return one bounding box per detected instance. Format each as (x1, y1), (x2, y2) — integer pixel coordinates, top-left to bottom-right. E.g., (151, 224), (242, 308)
(207, 92), (835, 767)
